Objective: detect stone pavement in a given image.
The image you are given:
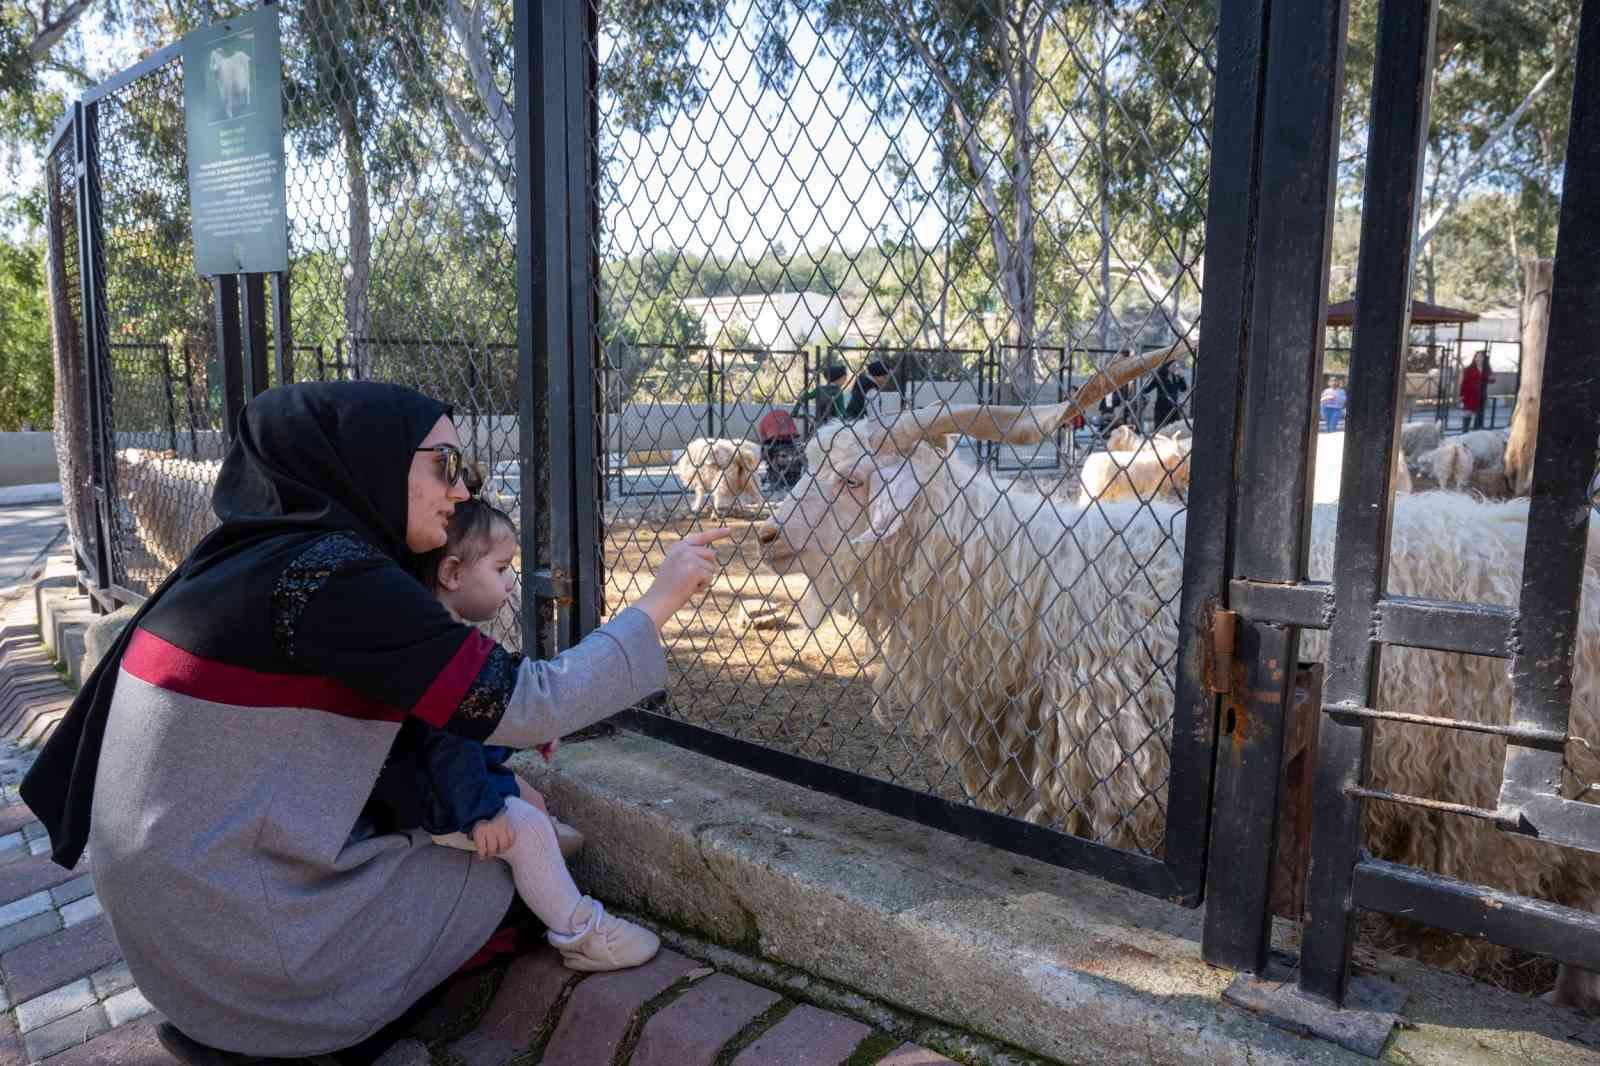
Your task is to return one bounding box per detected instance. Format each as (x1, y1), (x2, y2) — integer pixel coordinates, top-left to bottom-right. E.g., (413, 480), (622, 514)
(0, 579), (966, 1064)
(0, 505), (64, 597)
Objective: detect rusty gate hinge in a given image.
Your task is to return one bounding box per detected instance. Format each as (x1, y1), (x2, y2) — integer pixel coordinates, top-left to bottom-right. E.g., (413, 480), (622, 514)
(1206, 608), (1238, 695)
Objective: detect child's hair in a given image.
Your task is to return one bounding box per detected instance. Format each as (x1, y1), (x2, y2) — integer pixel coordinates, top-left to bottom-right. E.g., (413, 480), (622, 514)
(417, 496), (516, 593)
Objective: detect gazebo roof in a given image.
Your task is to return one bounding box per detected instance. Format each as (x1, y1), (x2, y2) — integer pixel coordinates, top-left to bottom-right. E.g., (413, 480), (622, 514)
(1324, 297), (1480, 327)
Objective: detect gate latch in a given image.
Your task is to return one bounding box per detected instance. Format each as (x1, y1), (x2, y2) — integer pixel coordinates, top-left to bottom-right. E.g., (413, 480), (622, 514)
(1206, 608), (1238, 695)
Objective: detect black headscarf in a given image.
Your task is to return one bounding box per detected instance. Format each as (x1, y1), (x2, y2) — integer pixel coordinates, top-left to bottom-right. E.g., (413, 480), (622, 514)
(22, 381), (452, 868)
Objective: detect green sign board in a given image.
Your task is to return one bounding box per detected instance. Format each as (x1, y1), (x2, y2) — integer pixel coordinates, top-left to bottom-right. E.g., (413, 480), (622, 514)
(182, 7), (289, 276)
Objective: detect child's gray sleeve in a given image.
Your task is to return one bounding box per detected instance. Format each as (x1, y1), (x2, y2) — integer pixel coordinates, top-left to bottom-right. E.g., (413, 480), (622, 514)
(482, 607), (668, 748)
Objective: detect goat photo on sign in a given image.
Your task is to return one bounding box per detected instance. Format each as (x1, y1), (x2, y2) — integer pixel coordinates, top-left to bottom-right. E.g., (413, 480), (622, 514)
(207, 36), (255, 123)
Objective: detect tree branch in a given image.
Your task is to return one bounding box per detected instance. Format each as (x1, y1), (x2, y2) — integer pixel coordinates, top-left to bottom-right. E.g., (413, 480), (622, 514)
(441, 93), (512, 188)
(878, 3), (1018, 315)
(28, 1), (93, 61)
(446, 0), (515, 147)
(1412, 59), (1563, 257)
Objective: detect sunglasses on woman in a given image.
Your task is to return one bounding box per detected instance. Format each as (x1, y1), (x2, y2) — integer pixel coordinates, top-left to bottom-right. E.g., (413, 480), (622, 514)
(416, 443), (483, 495)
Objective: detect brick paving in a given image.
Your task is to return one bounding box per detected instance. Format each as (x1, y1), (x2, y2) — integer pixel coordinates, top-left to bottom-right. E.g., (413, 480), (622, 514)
(0, 574), (962, 1065)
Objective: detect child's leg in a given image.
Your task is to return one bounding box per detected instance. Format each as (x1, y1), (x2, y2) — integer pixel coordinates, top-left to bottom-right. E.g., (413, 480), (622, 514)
(496, 797), (584, 934)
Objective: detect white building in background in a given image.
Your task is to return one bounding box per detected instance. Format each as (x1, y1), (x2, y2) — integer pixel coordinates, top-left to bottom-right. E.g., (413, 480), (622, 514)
(682, 291), (844, 349)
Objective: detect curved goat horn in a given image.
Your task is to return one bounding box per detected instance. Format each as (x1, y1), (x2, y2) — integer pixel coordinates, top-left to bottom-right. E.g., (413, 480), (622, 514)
(878, 339), (1194, 450)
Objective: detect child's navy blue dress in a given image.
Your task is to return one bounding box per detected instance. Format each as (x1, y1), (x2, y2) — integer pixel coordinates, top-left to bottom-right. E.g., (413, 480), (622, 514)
(366, 717), (520, 835)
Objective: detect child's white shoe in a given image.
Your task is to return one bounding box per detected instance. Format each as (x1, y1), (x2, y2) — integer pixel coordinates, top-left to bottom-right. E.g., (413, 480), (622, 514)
(549, 897), (660, 972)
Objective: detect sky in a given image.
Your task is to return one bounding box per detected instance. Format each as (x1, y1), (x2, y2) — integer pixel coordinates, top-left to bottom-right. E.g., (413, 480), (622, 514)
(595, 8), (954, 262)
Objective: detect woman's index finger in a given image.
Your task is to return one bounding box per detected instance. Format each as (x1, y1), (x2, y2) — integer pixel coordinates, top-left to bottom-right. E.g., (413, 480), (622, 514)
(684, 527), (734, 546)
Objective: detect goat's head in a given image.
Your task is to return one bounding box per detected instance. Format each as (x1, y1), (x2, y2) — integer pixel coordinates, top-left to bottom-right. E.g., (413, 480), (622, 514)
(756, 343), (1191, 613)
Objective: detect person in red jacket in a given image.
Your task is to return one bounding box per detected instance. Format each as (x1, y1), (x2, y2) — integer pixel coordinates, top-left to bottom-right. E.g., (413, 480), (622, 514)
(1459, 349), (1494, 430)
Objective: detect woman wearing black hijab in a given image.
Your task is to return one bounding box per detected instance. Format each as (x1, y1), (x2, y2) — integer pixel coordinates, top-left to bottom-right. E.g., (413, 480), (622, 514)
(20, 382), (722, 1062)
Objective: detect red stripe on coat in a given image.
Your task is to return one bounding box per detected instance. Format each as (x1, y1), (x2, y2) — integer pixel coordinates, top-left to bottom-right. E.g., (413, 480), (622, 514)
(122, 628), (407, 722)
(409, 630), (496, 728)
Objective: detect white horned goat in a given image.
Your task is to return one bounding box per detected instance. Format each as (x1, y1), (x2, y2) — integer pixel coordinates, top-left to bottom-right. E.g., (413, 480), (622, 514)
(209, 49), (253, 119)
(756, 348), (1600, 1002)
(114, 448), (221, 572)
(674, 437), (764, 515)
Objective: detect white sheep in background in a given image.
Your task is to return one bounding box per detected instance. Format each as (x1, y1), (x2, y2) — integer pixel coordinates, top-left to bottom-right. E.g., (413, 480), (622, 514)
(1423, 439), (1474, 491)
(1077, 435), (1192, 505)
(1413, 430), (1510, 493)
(1400, 420), (1442, 466)
(1080, 429), (1410, 507)
(114, 448), (221, 572)
(674, 437), (764, 515)
(209, 50), (253, 119)
(755, 348), (1600, 1004)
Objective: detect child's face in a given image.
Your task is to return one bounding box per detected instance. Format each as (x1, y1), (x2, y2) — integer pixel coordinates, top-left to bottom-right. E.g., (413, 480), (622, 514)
(439, 526), (517, 623)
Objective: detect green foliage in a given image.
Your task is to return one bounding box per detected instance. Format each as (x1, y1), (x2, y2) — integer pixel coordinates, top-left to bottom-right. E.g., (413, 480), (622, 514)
(0, 237), (53, 430)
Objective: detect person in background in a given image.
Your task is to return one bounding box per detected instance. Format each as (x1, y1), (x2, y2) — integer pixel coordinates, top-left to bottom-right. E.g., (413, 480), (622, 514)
(792, 363), (849, 427)
(1460, 349), (1494, 430)
(1320, 375), (1347, 431)
(1141, 360), (1189, 432)
(845, 360), (896, 422)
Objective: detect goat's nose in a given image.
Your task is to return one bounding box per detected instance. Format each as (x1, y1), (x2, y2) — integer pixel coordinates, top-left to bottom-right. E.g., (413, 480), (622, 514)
(755, 521), (779, 546)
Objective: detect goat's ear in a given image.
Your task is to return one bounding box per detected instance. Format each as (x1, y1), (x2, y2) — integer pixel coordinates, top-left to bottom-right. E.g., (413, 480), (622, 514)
(851, 462), (920, 546)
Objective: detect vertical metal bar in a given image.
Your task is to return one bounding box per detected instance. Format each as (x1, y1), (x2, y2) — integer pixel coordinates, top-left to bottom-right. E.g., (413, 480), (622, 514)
(1173, 0), (1276, 915)
(160, 344), (179, 453)
(271, 271), (293, 385)
(1498, 0), (1600, 818)
(241, 273), (269, 398)
(518, 0), (571, 650)
(569, 0), (602, 635)
(213, 275), (244, 438)
(706, 348), (716, 439)
(1298, 0), (1439, 1005)
(181, 346), (200, 454)
(74, 99), (114, 608)
(1201, 0), (1349, 974)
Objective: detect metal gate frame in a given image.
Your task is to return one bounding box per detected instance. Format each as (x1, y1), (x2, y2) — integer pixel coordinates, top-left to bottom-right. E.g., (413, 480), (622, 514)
(1196, 0), (1600, 1042)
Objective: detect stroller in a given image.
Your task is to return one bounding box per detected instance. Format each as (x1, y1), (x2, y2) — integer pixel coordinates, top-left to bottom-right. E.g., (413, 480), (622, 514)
(757, 409), (806, 493)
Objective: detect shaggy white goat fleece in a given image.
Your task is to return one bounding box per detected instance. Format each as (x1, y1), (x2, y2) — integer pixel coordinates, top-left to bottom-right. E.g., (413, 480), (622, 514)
(673, 437), (763, 515)
(764, 426), (1600, 962)
(115, 449), (222, 572)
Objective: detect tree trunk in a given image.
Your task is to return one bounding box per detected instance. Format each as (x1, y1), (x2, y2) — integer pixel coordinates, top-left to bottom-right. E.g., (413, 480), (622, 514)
(1097, 11), (1112, 362)
(1504, 258), (1553, 496)
(339, 101), (373, 378)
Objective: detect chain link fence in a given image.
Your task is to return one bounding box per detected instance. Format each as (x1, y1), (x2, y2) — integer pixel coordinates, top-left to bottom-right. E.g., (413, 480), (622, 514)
(592, 0), (1212, 862)
(46, 0), (1225, 885)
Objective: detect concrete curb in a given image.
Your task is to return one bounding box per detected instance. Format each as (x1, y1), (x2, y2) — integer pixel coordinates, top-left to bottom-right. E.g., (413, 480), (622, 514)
(0, 486), (61, 508)
(515, 733), (1600, 1066)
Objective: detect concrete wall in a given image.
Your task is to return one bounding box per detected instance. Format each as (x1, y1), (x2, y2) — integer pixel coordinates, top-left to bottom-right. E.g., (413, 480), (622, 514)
(0, 433), (60, 487)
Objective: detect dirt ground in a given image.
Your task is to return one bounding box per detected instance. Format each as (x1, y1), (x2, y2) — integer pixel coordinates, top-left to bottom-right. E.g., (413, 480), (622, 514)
(603, 509), (965, 798)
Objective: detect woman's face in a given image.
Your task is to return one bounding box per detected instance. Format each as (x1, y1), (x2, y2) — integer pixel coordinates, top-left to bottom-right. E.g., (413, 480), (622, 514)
(406, 416), (471, 552)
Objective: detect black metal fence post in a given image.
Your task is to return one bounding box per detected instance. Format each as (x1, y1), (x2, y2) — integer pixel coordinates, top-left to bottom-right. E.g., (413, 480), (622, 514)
(1298, 0), (1439, 1004)
(1495, 0), (1600, 857)
(74, 98), (115, 613)
(214, 275), (245, 439)
(1172, 0), (1273, 916)
(242, 273), (270, 399)
(271, 272), (293, 386)
(1201, 0), (1350, 974)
